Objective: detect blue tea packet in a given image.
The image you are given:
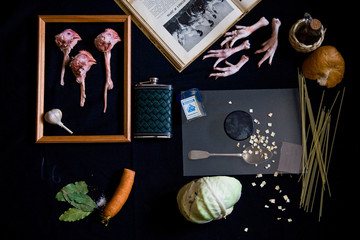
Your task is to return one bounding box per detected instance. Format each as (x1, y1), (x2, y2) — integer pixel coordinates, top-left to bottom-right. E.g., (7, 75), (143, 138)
(179, 88), (206, 122)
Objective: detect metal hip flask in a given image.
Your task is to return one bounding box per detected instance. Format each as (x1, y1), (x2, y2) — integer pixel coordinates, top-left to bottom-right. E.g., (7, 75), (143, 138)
(134, 77), (173, 138)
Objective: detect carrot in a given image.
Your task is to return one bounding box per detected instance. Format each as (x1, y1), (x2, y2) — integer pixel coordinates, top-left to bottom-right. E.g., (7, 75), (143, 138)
(102, 168), (135, 226)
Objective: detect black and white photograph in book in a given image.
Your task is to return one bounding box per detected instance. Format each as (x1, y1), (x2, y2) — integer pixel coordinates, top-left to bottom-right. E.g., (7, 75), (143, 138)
(164, 0), (233, 52)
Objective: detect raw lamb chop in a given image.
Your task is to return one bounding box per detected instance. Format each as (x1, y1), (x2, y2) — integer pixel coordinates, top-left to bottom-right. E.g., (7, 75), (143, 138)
(69, 50), (96, 107)
(255, 18), (281, 67)
(94, 28), (121, 113)
(55, 29), (81, 86)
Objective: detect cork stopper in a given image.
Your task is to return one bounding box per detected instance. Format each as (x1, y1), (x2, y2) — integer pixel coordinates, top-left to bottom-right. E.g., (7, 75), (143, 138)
(310, 19), (322, 31)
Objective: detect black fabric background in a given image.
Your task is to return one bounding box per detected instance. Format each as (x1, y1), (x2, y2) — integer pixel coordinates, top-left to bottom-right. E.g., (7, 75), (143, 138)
(0, 0), (356, 239)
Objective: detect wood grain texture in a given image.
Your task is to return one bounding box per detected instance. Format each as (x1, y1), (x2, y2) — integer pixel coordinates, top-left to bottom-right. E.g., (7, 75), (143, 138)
(36, 15), (131, 143)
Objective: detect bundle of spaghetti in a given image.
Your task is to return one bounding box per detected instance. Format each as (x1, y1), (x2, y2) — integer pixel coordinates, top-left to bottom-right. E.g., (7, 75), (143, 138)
(298, 71), (345, 221)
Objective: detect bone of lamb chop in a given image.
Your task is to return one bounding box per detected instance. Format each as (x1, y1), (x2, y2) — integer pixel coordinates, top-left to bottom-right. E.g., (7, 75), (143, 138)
(255, 18), (281, 67)
(221, 17), (269, 48)
(94, 28), (121, 113)
(203, 40), (250, 68)
(209, 55), (249, 80)
(55, 29), (81, 86)
(69, 50), (96, 107)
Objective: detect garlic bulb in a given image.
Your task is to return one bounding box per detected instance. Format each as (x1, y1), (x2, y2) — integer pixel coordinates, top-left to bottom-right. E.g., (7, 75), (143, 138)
(44, 109), (73, 134)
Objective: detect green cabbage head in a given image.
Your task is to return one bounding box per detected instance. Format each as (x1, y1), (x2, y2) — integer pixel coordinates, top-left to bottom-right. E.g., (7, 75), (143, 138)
(177, 176), (242, 224)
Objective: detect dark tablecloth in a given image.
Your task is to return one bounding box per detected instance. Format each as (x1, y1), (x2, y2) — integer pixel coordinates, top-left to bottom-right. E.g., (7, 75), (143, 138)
(0, 0), (356, 239)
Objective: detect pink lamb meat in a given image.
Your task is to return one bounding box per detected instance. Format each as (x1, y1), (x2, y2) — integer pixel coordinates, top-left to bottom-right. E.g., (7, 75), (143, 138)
(69, 50), (96, 107)
(55, 29), (81, 86)
(94, 28), (121, 113)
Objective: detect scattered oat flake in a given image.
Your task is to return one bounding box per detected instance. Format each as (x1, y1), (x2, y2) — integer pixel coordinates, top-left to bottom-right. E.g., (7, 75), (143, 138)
(256, 173), (263, 178)
(288, 218), (293, 222)
(268, 123), (272, 127)
(264, 204), (269, 208)
(270, 132), (276, 137)
(260, 181), (266, 188)
(251, 182), (256, 186)
(269, 199), (276, 204)
(244, 227), (249, 232)
(228, 101), (232, 104)
(275, 185), (280, 191)
(249, 109), (253, 113)
(268, 113), (273, 117)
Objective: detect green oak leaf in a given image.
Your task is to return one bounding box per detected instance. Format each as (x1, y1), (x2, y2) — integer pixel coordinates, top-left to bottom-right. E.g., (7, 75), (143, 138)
(59, 207), (91, 222)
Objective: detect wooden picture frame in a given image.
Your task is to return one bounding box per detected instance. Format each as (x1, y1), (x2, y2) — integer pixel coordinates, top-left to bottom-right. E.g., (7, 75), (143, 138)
(36, 15), (131, 143)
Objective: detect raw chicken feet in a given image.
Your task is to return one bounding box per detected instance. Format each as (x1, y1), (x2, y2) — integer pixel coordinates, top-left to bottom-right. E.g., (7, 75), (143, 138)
(209, 55), (249, 80)
(94, 28), (121, 113)
(255, 18), (281, 67)
(55, 29), (81, 86)
(203, 40), (250, 68)
(221, 17), (269, 47)
(69, 50), (96, 107)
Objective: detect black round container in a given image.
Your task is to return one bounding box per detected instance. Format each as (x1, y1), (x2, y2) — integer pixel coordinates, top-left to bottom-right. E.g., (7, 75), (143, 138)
(224, 110), (254, 141)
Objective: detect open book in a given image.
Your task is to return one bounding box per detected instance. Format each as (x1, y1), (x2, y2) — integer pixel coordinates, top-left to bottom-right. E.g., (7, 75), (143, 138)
(114, 0), (261, 72)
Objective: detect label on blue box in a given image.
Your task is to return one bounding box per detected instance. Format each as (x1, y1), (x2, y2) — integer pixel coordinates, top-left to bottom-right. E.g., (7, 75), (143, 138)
(181, 96), (202, 120)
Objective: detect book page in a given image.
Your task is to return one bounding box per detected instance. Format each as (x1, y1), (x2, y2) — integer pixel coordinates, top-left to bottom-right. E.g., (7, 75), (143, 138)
(233, 0), (258, 10)
(128, 0), (244, 65)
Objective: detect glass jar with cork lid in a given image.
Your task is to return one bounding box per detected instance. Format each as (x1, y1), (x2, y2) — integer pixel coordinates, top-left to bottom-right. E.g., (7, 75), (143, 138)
(289, 13), (326, 53)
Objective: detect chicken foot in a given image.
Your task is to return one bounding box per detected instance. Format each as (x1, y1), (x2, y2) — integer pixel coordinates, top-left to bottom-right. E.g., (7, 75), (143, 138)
(221, 17), (269, 48)
(203, 40), (250, 68)
(209, 55), (249, 80)
(255, 18), (281, 67)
